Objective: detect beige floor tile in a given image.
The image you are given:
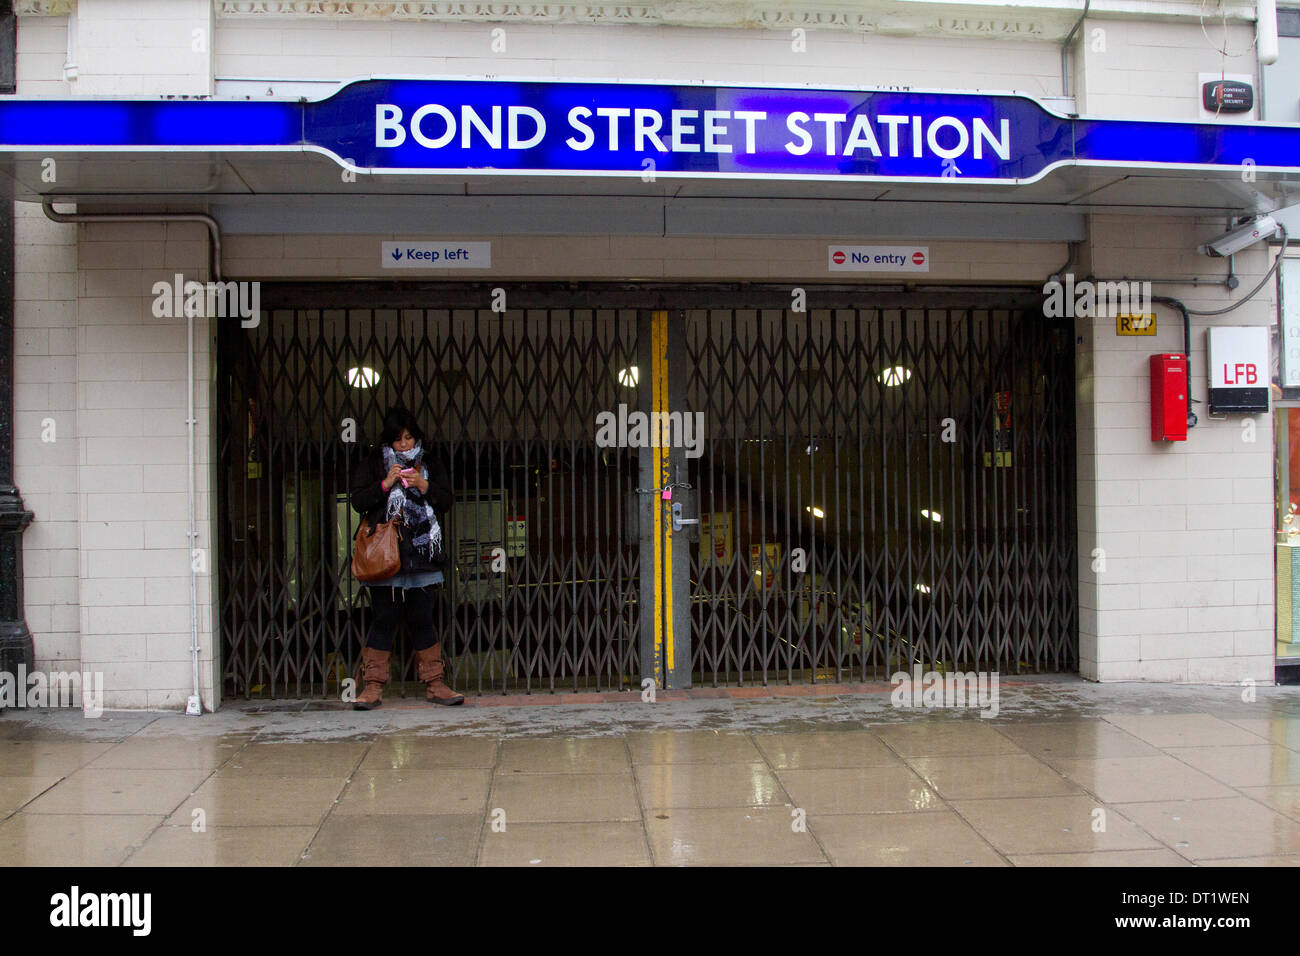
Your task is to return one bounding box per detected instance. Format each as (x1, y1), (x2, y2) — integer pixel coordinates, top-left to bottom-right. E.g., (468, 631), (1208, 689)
(128, 716), (264, 739)
(1050, 755), (1237, 803)
(993, 721), (1160, 759)
(167, 774), (345, 827)
(810, 810), (1007, 866)
(334, 769), (490, 816)
(874, 720), (1026, 758)
(0, 813), (164, 866)
(1164, 745), (1300, 788)
(645, 807), (825, 865)
(905, 754), (1081, 799)
(498, 737), (630, 774)
(124, 825), (315, 866)
(1200, 854), (1300, 866)
(220, 740), (369, 777)
(627, 730), (762, 765)
(752, 731), (901, 769)
(635, 762), (788, 809)
(0, 740), (115, 776)
(359, 735), (498, 771)
(0, 776), (63, 816)
(1102, 713), (1263, 749)
(1239, 785), (1300, 822)
(23, 768), (210, 815)
(480, 821), (651, 866)
(303, 814), (480, 866)
(776, 765), (941, 815)
(1115, 797), (1300, 861)
(1007, 848), (1192, 866)
(87, 736), (250, 771)
(1219, 717), (1300, 751)
(489, 772), (639, 823)
(950, 795), (1161, 855)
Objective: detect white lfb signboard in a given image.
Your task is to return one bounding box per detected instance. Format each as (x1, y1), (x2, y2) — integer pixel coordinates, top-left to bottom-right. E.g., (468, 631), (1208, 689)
(1207, 325), (1269, 413)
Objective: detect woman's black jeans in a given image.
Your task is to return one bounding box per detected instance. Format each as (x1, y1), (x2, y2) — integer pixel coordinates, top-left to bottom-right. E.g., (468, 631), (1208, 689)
(364, 584), (438, 652)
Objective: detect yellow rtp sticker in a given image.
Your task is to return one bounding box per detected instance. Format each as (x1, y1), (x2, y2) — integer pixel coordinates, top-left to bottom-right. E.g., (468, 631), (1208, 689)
(1116, 314), (1156, 336)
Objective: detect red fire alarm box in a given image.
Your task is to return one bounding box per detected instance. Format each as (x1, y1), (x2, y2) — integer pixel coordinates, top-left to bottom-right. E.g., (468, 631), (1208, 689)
(1150, 353), (1188, 442)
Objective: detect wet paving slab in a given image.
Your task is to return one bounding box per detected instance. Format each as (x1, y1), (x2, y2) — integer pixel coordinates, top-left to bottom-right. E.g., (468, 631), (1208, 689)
(0, 675), (1297, 866)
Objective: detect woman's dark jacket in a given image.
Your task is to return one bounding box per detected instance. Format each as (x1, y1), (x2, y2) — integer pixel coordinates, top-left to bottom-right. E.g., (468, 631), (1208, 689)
(349, 445), (454, 576)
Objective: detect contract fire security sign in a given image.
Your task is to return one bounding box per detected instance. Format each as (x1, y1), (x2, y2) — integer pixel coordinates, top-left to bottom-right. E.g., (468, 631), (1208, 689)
(828, 246), (929, 272)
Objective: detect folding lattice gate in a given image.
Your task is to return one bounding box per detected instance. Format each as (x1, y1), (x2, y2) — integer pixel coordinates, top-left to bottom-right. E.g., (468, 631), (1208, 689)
(217, 285), (1075, 699)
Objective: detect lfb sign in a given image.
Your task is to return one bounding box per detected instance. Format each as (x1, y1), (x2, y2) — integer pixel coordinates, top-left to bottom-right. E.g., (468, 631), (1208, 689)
(1208, 326), (1269, 414)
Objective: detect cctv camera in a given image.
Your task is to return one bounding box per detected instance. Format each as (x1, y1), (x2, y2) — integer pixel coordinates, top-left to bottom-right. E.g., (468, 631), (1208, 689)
(1198, 215), (1278, 257)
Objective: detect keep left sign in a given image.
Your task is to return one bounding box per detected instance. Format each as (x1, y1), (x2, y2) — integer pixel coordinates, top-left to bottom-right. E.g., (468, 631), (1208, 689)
(382, 241), (491, 269)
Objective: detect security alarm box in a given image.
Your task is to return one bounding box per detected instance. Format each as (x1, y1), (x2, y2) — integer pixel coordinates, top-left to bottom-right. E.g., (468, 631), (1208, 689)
(1202, 79), (1253, 113)
(1150, 354), (1188, 442)
(1208, 326), (1269, 414)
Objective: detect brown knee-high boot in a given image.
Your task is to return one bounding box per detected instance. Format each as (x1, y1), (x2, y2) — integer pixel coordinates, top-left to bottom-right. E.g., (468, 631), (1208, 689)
(353, 647), (391, 710)
(414, 644), (464, 705)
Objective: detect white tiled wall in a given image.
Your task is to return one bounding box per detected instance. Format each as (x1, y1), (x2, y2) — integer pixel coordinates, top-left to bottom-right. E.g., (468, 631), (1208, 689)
(13, 204), (79, 672)
(70, 0), (214, 96)
(214, 19), (1066, 95)
(1077, 214), (1276, 683)
(72, 221), (216, 710)
(1075, 19), (1259, 118)
(14, 13), (68, 95)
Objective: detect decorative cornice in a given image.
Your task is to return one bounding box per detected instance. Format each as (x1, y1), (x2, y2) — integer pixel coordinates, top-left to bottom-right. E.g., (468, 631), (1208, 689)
(207, 1), (1057, 31)
(14, 0), (75, 14)
(16, 0), (1260, 43)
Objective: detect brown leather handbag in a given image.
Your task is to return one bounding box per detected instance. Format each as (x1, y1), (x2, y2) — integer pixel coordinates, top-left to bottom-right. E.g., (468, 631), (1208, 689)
(351, 517), (401, 582)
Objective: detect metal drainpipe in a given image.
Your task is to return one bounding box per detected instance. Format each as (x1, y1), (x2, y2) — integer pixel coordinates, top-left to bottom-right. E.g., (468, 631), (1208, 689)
(1061, 0), (1091, 99)
(42, 200), (222, 281)
(42, 200), (222, 715)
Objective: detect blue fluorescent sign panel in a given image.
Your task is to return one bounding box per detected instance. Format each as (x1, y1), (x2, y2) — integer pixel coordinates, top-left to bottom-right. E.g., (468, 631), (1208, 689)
(2, 77), (1299, 182)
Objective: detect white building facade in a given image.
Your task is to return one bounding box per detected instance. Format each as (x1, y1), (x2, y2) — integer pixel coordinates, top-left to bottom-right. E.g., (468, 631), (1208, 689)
(4, 0), (1297, 711)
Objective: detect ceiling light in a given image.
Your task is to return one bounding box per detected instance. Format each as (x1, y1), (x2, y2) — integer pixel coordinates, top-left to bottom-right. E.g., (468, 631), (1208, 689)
(921, 509), (942, 523)
(915, 583), (931, 594)
(878, 366), (912, 387)
(806, 506), (825, 518)
(347, 366), (379, 388)
(618, 366), (639, 387)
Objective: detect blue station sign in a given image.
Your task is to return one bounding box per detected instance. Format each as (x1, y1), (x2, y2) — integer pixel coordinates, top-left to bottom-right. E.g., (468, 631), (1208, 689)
(3, 76), (1299, 183)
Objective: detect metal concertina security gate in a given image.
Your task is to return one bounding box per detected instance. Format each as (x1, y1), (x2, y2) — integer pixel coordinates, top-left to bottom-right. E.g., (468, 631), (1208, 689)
(216, 284), (1076, 699)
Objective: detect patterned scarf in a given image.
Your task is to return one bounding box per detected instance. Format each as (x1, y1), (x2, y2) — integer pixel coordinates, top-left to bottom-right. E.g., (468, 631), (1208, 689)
(381, 441), (443, 560)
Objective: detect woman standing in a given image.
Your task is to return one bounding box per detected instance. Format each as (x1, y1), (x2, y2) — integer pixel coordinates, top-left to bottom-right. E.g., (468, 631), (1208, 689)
(349, 406), (464, 708)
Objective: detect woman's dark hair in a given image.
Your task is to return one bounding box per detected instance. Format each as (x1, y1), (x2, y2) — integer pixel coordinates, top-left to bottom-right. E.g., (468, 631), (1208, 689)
(379, 406), (425, 446)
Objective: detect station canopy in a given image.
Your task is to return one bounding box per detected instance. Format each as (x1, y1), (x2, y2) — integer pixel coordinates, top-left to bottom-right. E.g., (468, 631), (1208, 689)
(4, 77), (1298, 239)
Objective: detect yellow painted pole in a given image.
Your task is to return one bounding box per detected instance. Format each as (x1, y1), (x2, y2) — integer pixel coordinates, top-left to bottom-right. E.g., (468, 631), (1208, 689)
(650, 310), (673, 684)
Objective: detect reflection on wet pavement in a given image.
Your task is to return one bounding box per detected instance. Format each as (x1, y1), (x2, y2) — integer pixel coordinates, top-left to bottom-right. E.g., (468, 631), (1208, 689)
(0, 676), (1297, 865)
